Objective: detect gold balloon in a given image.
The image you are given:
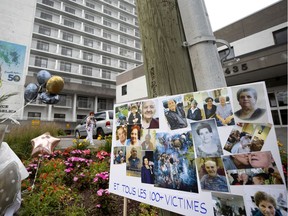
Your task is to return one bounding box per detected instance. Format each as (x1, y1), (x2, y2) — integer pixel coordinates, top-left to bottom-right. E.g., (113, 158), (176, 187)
(46, 76), (64, 94)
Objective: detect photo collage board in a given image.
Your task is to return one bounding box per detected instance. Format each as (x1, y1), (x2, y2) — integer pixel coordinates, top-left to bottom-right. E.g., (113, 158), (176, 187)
(108, 82), (287, 216)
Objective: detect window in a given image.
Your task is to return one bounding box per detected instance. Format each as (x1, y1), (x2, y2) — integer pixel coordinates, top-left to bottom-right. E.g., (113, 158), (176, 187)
(122, 85), (127, 96)
(85, 13), (94, 21)
(64, 19), (74, 28)
(268, 91), (287, 126)
(103, 0), (112, 4)
(83, 52), (93, 61)
(135, 41), (141, 48)
(102, 57), (111, 65)
(60, 61), (71, 72)
(77, 114), (86, 120)
(103, 19), (112, 27)
(57, 94), (71, 106)
(83, 38), (93, 47)
(40, 12), (52, 21)
(86, 2), (95, 9)
(103, 31), (111, 39)
(35, 57), (48, 67)
(120, 61), (127, 69)
(54, 113), (65, 121)
(119, 48), (127, 56)
(135, 30), (140, 37)
(120, 37), (127, 44)
(135, 52), (141, 60)
(120, 25), (127, 32)
(103, 43), (111, 52)
(77, 96), (93, 109)
(28, 112), (41, 119)
(103, 8), (112, 16)
(273, 27), (287, 45)
(120, 14), (127, 21)
(102, 70), (111, 79)
(65, 6), (75, 14)
(82, 66), (92, 76)
(84, 26), (94, 34)
(62, 32), (73, 42)
(36, 41), (49, 51)
(120, 4), (127, 11)
(42, 0), (53, 6)
(61, 47), (72, 56)
(98, 98), (107, 110)
(39, 26), (51, 36)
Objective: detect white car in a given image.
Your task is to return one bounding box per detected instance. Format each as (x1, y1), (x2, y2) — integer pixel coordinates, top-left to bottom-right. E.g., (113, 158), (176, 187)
(74, 110), (113, 139)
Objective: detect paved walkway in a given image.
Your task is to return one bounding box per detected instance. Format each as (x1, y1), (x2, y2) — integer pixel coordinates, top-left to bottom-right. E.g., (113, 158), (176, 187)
(55, 136), (105, 150)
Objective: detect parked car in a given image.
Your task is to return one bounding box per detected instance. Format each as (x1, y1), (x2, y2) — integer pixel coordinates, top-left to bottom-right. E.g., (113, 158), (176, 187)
(74, 110), (113, 139)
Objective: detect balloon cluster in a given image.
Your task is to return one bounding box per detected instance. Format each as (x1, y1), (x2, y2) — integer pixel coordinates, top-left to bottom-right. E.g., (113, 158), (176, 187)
(24, 70), (64, 104)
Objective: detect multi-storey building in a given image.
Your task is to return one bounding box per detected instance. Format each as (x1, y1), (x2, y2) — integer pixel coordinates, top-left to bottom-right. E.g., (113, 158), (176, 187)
(22, 0), (142, 130)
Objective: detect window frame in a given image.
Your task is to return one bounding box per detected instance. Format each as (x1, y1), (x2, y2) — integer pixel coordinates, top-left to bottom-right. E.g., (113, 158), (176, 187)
(35, 56), (48, 68)
(40, 12), (53, 21)
(64, 19), (75, 28)
(83, 52), (93, 61)
(60, 61), (72, 72)
(62, 32), (73, 42)
(36, 40), (49, 51)
(61, 46), (72, 56)
(39, 25), (51, 36)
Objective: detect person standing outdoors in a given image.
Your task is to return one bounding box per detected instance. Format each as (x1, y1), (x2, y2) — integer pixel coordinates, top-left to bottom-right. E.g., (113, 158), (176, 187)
(86, 111), (96, 145)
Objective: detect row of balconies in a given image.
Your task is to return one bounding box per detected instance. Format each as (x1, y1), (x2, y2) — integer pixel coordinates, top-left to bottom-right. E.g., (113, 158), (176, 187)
(29, 52), (133, 77)
(31, 36), (139, 62)
(33, 22), (142, 55)
(38, 0), (139, 33)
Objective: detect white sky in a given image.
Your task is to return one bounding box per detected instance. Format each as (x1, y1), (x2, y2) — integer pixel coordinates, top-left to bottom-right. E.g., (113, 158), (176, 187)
(204, 0), (281, 31)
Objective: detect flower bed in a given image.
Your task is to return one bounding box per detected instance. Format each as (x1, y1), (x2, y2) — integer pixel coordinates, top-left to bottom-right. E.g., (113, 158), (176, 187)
(19, 138), (160, 216)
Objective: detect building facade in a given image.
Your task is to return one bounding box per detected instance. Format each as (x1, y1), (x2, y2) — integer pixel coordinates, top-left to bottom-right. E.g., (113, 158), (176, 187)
(116, 1), (287, 141)
(22, 0), (142, 130)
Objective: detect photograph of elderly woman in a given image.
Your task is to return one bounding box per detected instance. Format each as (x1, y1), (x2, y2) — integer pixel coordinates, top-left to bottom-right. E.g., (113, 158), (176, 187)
(191, 119), (223, 158)
(232, 84), (268, 122)
(245, 187), (287, 216)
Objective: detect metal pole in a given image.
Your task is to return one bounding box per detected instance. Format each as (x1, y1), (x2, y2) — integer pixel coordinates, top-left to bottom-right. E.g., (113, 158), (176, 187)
(178, 0), (227, 90)
(123, 197), (127, 216)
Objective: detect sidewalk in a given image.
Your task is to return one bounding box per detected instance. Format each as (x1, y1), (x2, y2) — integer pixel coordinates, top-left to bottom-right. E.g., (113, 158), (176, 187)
(55, 137), (105, 150)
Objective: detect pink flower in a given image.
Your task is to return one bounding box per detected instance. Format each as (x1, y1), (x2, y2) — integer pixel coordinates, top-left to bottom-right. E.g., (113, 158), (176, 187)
(64, 168), (73, 173)
(73, 177), (78, 182)
(96, 204), (101, 208)
(96, 150), (110, 160)
(97, 189), (104, 196)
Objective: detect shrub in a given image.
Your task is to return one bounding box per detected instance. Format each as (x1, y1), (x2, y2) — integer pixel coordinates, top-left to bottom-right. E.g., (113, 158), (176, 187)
(98, 135), (112, 153)
(4, 123), (62, 160)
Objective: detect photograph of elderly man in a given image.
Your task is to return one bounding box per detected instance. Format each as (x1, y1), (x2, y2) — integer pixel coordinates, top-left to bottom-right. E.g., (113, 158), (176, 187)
(163, 97), (188, 130)
(197, 158), (229, 192)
